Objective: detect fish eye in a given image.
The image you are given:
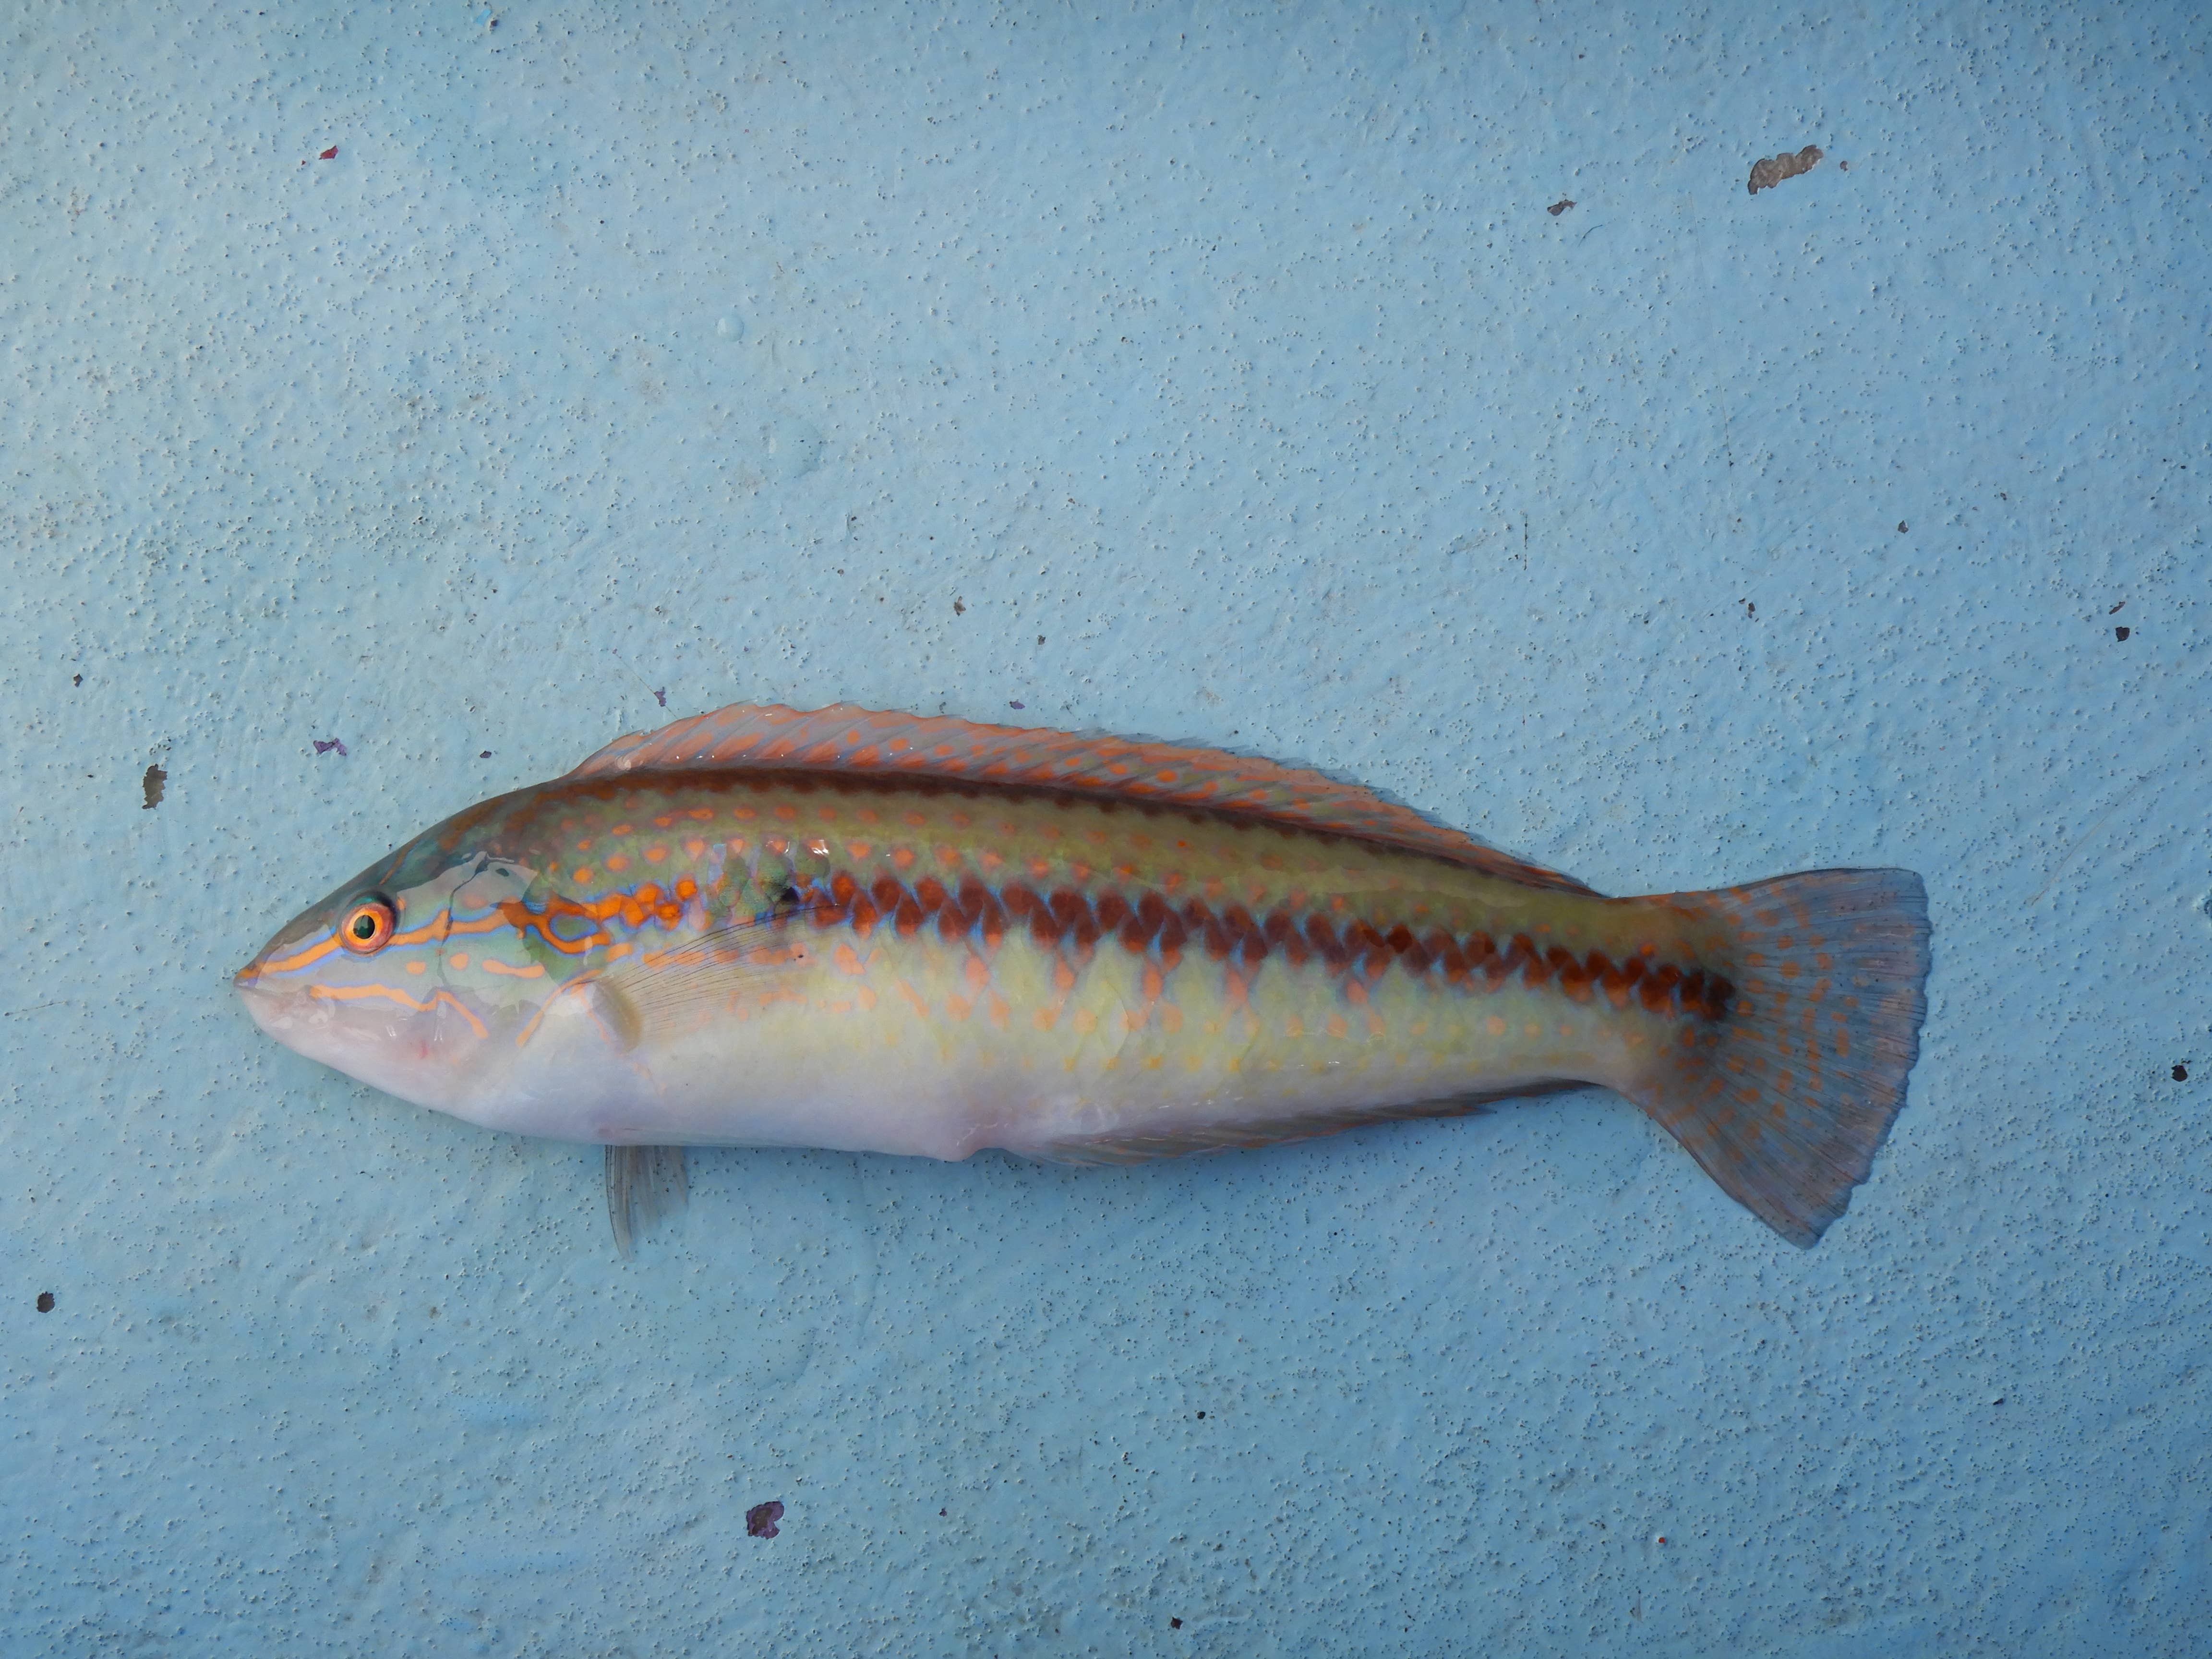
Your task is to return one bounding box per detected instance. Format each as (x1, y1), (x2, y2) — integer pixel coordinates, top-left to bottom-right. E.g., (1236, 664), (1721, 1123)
(339, 897), (397, 954)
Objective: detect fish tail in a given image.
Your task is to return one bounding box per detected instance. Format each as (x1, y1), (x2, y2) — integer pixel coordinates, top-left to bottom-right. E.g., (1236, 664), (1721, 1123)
(1623, 868), (1930, 1247)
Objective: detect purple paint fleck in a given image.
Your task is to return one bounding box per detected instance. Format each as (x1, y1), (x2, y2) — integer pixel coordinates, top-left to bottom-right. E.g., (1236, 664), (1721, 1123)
(480, 750), (493, 758)
(745, 1500), (783, 1538)
(653, 687), (668, 707)
(1008, 700), (1025, 709)
(313, 738), (348, 757)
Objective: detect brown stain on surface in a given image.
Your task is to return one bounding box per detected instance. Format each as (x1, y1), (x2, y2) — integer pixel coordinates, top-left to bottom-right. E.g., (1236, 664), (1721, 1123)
(1748, 144), (1823, 194)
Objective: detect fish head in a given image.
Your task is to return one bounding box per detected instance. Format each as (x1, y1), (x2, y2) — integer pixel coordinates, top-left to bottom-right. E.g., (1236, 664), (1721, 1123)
(234, 804), (556, 1116)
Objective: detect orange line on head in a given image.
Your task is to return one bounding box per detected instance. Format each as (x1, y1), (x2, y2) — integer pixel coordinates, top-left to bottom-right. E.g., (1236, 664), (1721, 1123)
(252, 935), (340, 976)
(308, 982), (488, 1037)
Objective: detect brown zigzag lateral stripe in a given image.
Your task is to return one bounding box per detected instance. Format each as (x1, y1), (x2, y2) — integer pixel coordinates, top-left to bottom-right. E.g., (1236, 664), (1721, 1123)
(782, 871), (1735, 1023)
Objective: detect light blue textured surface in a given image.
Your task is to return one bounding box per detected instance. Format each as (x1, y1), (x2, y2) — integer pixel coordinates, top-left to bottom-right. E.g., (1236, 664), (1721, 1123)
(4, 3), (2208, 1653)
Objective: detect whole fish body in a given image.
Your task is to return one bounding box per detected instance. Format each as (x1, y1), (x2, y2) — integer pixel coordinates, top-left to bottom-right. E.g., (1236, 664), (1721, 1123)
(236, 703), (1930, 1249)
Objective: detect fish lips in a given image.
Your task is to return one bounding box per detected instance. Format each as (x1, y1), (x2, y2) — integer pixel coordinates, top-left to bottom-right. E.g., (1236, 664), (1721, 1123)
(233, 949), (488, 1114)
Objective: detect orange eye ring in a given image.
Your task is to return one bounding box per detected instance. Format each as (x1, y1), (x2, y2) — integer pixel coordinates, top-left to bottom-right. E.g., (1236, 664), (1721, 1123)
(338, 898), (397, 954)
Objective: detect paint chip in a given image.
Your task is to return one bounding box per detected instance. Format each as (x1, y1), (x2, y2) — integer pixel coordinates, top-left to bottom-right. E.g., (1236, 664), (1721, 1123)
(1747, 144), (1823, 194)
(480, 750), (493, 758)
(2176, 1063), (2190, 1082)
(36, 1292), (55, 1313)
(745, 1500), (784, 1538)
(1547, 198), (1574, 216)
(141, 763), (166, 809)
(314, 738), (348, 757)
(318, 145), (337, 160)
(1009, 700), (1025, 709)
(2115, 626), (2130, 641)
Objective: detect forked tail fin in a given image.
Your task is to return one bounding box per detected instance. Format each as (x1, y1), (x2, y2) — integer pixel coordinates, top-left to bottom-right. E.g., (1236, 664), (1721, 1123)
(1625, 868), (1930, 1247)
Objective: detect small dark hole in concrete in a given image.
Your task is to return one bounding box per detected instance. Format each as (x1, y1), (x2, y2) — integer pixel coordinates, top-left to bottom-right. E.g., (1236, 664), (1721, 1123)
(1170, 1617), (1183, 1629)
(1896, 521), (1909, 534)
(1196, 1411), (1205, 1418)
(2176, 1064), (2190, 1082)
(141, 763), (166, 809)
(2115, 626), (2130, 641)
(36, 1292), (55, 1313)
(480, 750), (493, 759)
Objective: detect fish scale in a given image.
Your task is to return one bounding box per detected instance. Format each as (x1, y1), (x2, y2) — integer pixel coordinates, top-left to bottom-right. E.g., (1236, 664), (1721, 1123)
(237, 701), (1930, 1250)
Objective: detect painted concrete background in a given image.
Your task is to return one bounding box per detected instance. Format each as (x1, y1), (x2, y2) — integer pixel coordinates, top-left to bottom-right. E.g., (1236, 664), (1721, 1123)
(4, 1), (2207, 1653)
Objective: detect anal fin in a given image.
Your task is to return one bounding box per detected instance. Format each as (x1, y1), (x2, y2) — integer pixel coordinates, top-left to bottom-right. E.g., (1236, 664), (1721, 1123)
(1035, 1080), (1586, 1165)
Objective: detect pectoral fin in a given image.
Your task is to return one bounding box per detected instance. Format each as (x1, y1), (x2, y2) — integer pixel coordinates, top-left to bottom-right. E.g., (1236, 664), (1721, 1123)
(593, 912), (817, 1047)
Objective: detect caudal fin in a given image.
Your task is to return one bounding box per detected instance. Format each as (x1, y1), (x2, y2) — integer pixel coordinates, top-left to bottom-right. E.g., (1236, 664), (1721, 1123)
(1625, 868), (1930, 1247)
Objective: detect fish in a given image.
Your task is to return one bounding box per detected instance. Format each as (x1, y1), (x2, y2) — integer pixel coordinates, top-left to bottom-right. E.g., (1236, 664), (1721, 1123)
(235, 702), (1931, 1252)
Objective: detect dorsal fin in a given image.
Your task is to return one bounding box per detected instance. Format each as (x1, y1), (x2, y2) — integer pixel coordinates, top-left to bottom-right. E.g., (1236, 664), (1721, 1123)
(565, 701), (1595, 894)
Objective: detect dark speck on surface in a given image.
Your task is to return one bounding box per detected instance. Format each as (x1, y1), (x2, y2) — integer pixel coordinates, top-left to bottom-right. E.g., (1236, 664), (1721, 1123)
(953, 598), (966, 615)
(1171, 1616), (1183, 1629)
(72, 673), (81, 686)
(480, 750), (493, 758)
(1009, 700), (1025, 709)
(746, 1500), (783, 1538)
(141, 763), (165, 809)
(314, 738), (348, 757)
(1897, 521), (1909, 533)
(653, 687), (667, 707)
(2115, 626), (2130, 641)
(1547, 198), (1574, 216)
(2176, 1064), (2190, 1082)
(36, 1292), (55, 1313)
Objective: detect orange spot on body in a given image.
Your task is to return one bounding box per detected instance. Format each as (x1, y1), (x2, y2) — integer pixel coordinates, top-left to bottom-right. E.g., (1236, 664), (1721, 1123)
(574, 868), (593, 884)
(893, 848), (917, 870)
(646, 846), (667, 863)
(1326, 1014), (1349, 1039)
(604, 854), (630, 872)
